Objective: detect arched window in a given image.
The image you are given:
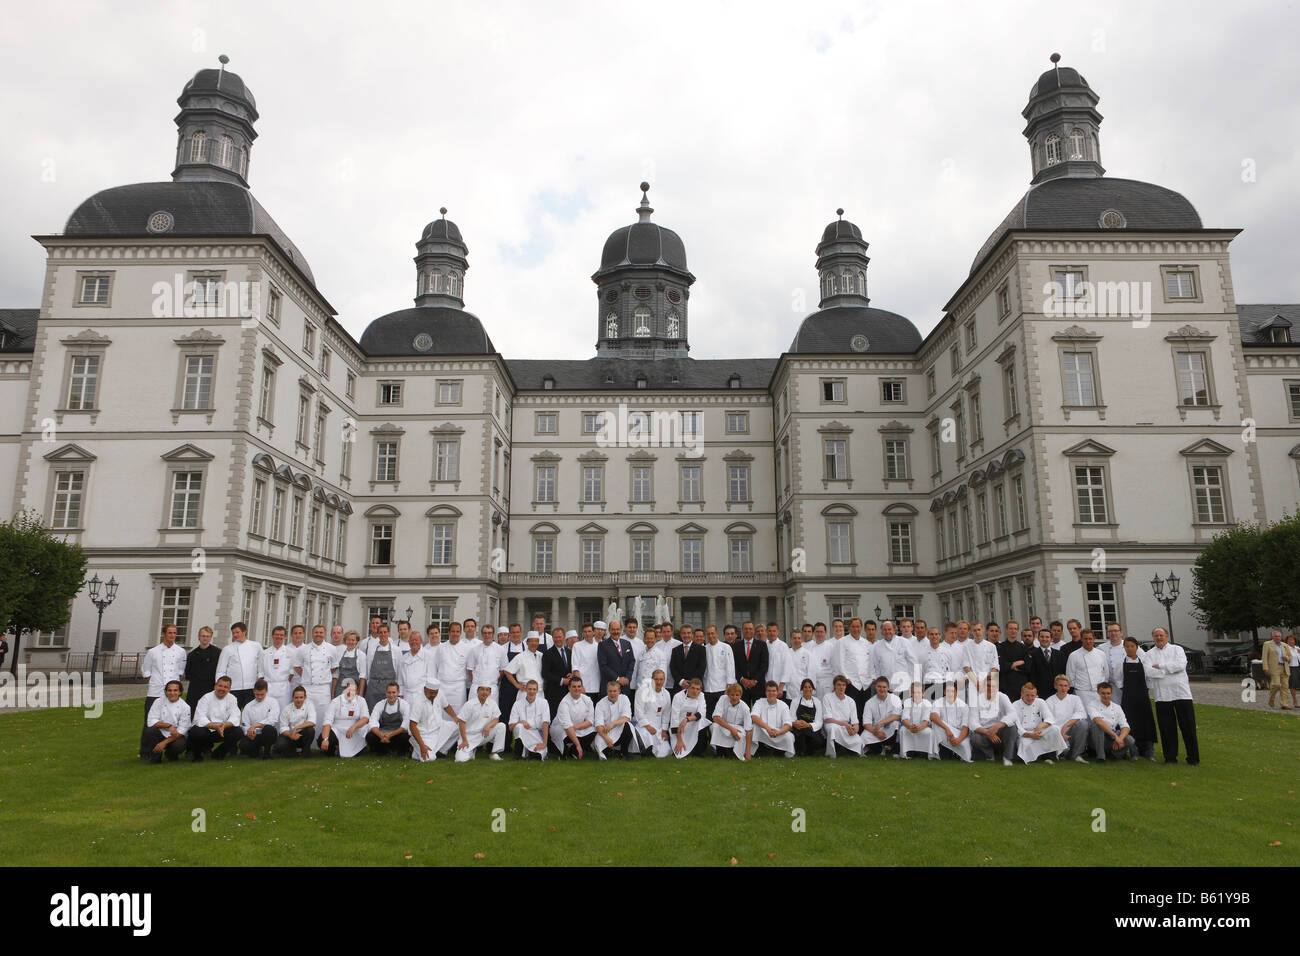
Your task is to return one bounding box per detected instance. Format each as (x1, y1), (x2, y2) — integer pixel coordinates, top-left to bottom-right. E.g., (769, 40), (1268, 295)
(606, 313), (618, 339)
(189, 131), (206, 163)
(634, 308), (651, 337)
(858, 270), (867, 293)
(842, 272), (855, 294)
(1045, 133), (1062, 165)
(219, 135), (234, 168)
(447, 273), (460, 296)
(666, 312), (680, 337)
(1069, 128), (1086, 160)
(829, 274), (839, 295)
(237, 147), (248, 176)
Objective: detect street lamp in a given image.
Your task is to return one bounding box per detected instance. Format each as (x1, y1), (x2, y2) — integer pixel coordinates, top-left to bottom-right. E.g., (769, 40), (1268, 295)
(1150, 571), (1180, 640)
(874, 605), (883, 623)
(405, 606), (413, 623)
(86, 574), (119, 676)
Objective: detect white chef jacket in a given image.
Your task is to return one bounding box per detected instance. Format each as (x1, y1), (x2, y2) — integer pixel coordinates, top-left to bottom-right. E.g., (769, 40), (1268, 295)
(931, 697), (971, 734)
(669, 692), (710, 729)
(436, 640), (470, 688)
(299, 642), (337, 687)
(240, 697), (280, 732)
(703, 641), (735, 693)
(469, 640), (506, 688)
(938, 640), (969, 682)
(554, 693), (595, 733)
(1066, 647), (1109, 708)
(278, 700), (317, 732)
(863, 692), (903, 735)
(1010, 698), (1055, 734)
(635, 687), (672, 731)
(833, 636), (872, 689)
(325, 694), (369, 727)
(967, 639), (1000, 679)
(194, 691), (241, 727)
(1044, 691), (1089, 728)
(457, 696), (501, 736)
(504, 649), (544, 687)
(899, 697), (933, 728)
(918, 642), (947, 684)
(216, 639), (264, 691)
(635, 643), (671, 689)
(1106, 642), (1127, 686)
(569, 640), (601, 696)
(712, 696), (752, 731)
(871, 638), (910, 692)
(369, 696), (411, 732)
(1092, 700), (1129, 732)
(807, 639), (836, 696)
(765, 639), (792, 692)
(141, 642), (187, 697)
(145, 697), (192, 735)
(1143, 643), (1193, 702)
(973, 691), (1015, 730)
(408, 694), (446, 732)
(400, 649), (436, 698)
(595, 694), (633, 730)
(509, 694), (551, 731)
(785, 646), (813, 699)
(822, 692), (859, 727)
(332, 647), (369, 683)
(261, 644), (296, 685)
(751, 698), (791, 732)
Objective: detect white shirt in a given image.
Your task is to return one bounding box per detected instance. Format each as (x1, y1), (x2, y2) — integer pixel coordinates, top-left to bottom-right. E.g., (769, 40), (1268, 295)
(504, 649), (544, 686)
(871, 638), (911, 691)
(1106, 642), (1128, 685)
(973, 691), (1015, 730)
(833, 636), (872, 689)
(470, 641), (506, 686)
(436, 640), (470, 688)
(931, 697), (971, 733)
(967, 639), (1000, 678)
(635, 642), (671, 689)
(194, 691), (240, 727)
(261, 644), (296, 684)
(299, 642), (336, 687)
(509, 695), (551, 731)
(369, 697), (411, 732)
(822, 693), (858, 727)
(786, 646), (813, 697)
(407, 695), (445, 735)
(325, 694), (369, 727)
(145, 697), (191, 735)
(635, 687), (672, 731)
(457, 696), (501, 735)
(279, 700), (317, 731)
(141, 642), (187, 696)
(216, 639), (264, 691)
(1010, 698), (1054, 734)
(938, 641), (968, 681)
(1044, 691), (1089, 726)
(569, 640), (601, 695)
(332, 647), (369, 683)
(1092, 700), (1129, 732)
(703, 642), (735, 693)
(712, 696), (752, 731)
(863, 693), (903, 729)
(400, 648), (436, 695)
(240, 697), (280, 732)
(765, 639), (792, 690)
(1066, 646), (1109, 699)
(1143, 643), (1193, 702)
(669, 692), (710, 729)
(751, 698), (791, 732)
(808, 640), (835, 695)
(554, 694), (595, 732)
(595, 694), (633, 730)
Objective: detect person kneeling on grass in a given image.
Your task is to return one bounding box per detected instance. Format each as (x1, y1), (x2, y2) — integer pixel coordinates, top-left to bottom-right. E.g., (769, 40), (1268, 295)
(751, 681), (795, 758)
(970, 676), (1017, 765)
(710, 683), (753, 759)
(275, 686), (317, 757)
(410, 679), (462, 762)
(861, 677), (902, 756)
(141, 680), (190, 763)
(238, 679), (280, 759)
(321, 678), (371, 758)
(551, 678), (598, 759)
(594, 680), (636, 759)
(930, 682), (973, 763)
(509, 679), (552, 760)
(1090, 681), (1137, 762)
(456, 683), (507, 762)
(896, 682), (938, 760)
(1010, 682), (1065, 765)
(823, 675), (865, 757)
(790, 679), (825, 757)
(188, 676), (243, 762)
(634, 670), (673, 758)
(670, 678), (711, 758)
(367, 682), (411, 756)
(1043, 674), (1090, 764)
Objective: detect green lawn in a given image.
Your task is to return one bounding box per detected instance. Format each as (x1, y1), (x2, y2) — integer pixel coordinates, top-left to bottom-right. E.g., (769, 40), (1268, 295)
(2, 699), (1296, 866)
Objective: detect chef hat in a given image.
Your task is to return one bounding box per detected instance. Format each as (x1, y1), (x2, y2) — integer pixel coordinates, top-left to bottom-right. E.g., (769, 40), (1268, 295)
(340, 677), (358, 690)
(594, 620), (607, 629)
(497, 626), (510, 635)
(565, 630), (578, 639)
(423, 679), (441, 692)
(476, 680), (495, 690)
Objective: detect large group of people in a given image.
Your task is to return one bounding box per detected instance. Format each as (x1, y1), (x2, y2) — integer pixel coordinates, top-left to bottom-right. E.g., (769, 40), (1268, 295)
(138, 612), (1202, 766)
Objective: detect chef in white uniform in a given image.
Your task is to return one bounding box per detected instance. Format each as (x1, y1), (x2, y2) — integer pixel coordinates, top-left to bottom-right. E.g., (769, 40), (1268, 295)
(1044, 674), (1090, 762)
(551, 678), (598, 759)
(508, 679), (551, 760)
(238, 679), (281, 758)
(593, 681), (636, 759)
(897, 682), (938, 760)
(764, 624), (792, 700)
(140, 680), (191, 762)
(871, 622), (912, 696)
(634, 631), (671, 693)
(400, 632), (436, 701)
(1065, 629), (1109, 716)
(408, 679), (460, 762)
(807, 627), (835, 699)
(861, 677), (902, 755)
(366, 683), (412, 756)
(274, 686), (317, 757)
(188, 676), (243, 760)
(709, 684), (753, 759)
(141, 624), (187, 720)
(930, 683), (973, 762)
(703, 627), (736, 711)
(822, 676), (865, 757)
(503, 633), (545, 697)
(261, 626), (295, 709)
(971, 678), (1018, 764)
(216, 623), (264, 708)
(571, 624), (603, 706)
(1089, 681), (1137, 761)
(634, 670), (673, 757)
(455, 683), (506, 761)
(669, 679), (711, 758)
(321, 678), (371, 758)
(785, 631), (813, 703)
(1010, 683), (1066, 764)
(436, 628), (471, 719)
(296, 626), (337, 743)
(750, 681), (795, 757)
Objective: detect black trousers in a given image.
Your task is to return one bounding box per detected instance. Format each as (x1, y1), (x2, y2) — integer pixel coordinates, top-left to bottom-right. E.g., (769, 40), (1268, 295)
(513, 737), (546, 759)
(704, 691), (723, 715)
(753, 742), (789, 758)
(139, 727), (187, 761)
(144, 696), (158, 723)
(562, 730), (598, 759)
(238, 725), (277, 758)
(862, 735), (894, 756)
(845, 684), (870, 719)
(1155, 699), (1200, 764)
(791, 727), (825, 756)
(275, 730), (313, 757)
(233, 689), (255, 709)
(188, 725), (243, 759)
(602, 724), (634, 757)
(671, 727), (710, 757)
(366, 729), (410, 755)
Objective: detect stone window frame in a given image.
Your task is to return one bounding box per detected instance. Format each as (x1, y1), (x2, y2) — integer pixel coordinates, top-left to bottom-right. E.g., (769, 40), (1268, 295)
(628, 450), (657, 506)
(1165, 327), (1222, 419)
(821, 503), (858, 571)
(532, 451), (560, 508)
(1159, 264), (1203, 304)
(678, 523), (707, 573)
(1180, 439), (1235, 532)
(425, 504), (461, 570)
(535, 411), (558, 435)
(158, 443), (214, 535)
(578, 451), (608, 509)
(531, 521), (559, 573)
(723, 450), (754, 508)
(627, 521), (658, 572)
(431, 423), (465, 489)
(880, 378), (906, 404)
(56, 330), (113, 425)
(364, 504), (400, 568)
(369, 424), (405, 490)
(879, 420), (913, 487)
(678, 456), (705, 508)
(1052, 325), (1106, 419)
(884, 502), (918, 567)
(377, 380), (404, 407)
(43, 443), (96, 535)
(577, 522), (608, 573)
(819, 422), (852, 488)
(725, 521), (756, 573)
(74, 270), (115, 308)
(1064, 439), (1119, 529)
(819, 377), (847, 405)
(725, 409), (750, 434)
(436, 379), (463, 406)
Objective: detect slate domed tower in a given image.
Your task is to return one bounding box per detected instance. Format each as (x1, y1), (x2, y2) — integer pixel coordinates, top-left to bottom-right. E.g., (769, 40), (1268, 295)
(171, 54), (259, 188)
(592, 184), (695, 359)
(1023, 52), (1105, 184)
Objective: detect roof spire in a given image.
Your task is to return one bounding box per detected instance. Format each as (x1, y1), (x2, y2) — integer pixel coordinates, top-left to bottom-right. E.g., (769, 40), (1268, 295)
(836, 207), (844, 220)
(440, 206), (448, 219)
(637, 181), (654, 223)
(1050, 51), (1060, 77)
(217, 53), (229, 83)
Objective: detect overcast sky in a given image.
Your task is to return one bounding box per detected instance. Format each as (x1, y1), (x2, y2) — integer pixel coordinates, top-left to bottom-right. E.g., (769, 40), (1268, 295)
(2, 1), (1297, 359)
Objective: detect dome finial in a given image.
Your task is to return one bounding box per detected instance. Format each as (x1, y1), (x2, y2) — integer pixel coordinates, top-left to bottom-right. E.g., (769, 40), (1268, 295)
(218, 54), (229, 78)
(440, 206), (448, 218)
(1050, 51), (1060, 75)
(836, 208), (844, 219)
(636, 181), (654, 223)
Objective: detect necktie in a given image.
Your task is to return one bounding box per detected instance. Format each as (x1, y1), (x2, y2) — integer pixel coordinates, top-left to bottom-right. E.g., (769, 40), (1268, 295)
(746, 641), (752, 660)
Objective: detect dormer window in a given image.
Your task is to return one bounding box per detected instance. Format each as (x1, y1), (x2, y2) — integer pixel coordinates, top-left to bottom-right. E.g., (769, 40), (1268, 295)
(189, 131), (206, 163)
(605, 314), (618, 339)
(634, 308), (651, 337)
(542, 375), (555, 390)
(666, 312), (680, 337)
(1271, 327), (1291, 344)
(1044, 133), (1062, 166)
(1069, 128), (1086, 160)
(219, 135), (234, 168)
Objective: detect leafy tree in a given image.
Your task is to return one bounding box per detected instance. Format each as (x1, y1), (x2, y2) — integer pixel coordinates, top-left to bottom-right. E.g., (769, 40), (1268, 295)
(1190, 520), (1265, 638)
(1258, 511), (1300, 630)
(0, 510), (88, 674)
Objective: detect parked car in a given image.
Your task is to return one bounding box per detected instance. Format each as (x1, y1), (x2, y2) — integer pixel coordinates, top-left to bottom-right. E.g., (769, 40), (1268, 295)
(1208, 641), (1257, 675)
(1140, 641), (1207, 675)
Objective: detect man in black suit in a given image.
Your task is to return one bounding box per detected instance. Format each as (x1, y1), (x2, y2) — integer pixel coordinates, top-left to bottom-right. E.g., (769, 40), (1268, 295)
(542, 629), (577, 714)
(1028, 629), (1068, 697)
(998, 619), (1031, 700)
(670, 626), (707, 695)
(598, 619), (637, 706)
(733, 620), (769, 707)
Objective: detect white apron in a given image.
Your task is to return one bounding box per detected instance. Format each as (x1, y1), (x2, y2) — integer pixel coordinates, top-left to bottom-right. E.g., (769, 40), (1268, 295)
(674, 714), (710, 758)
(709, 721), (749, 759)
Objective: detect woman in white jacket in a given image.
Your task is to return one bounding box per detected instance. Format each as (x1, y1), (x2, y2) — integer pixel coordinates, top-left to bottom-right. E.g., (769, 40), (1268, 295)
(320, 678), (371, 758)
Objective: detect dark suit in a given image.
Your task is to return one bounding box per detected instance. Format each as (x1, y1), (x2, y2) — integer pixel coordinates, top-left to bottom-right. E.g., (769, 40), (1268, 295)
(1028, 645), (1067, 697)
(998, 639), (1031, 699)
(541, 644), (573, 712)
(598, 638), (636, 697)
(669, 641), (707, 694)
(733, 638), (769, 706)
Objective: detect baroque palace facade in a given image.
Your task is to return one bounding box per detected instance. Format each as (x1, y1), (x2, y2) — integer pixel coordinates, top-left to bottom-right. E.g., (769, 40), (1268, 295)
(2, 58), (1298, 665)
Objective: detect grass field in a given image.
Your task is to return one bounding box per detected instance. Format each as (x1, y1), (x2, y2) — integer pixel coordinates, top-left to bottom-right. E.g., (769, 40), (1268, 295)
(2, 699), (1297, 866)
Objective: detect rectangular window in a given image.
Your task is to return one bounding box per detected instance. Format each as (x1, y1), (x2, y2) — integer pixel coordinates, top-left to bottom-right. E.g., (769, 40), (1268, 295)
(535, 465), (556, 503)
(681, 537), (702, 572)
(303, 323), (316, 356)
(1074, 465), (1108, 523)
(582, 465), (603, 503)
(435, 440), (459, 482)
(296, 395), (310, 445)
(726, 411), (749, 433)
(431, 523), (455, 565)
(631, 465), (652, 503)
(994, 483), (1007, 537)
(1013, 476), (1028, 531)
(182, 356), (215, 410)
(1164, 269), (1197, 299)
(727, 464), (750, 502)
(954, 405), (967, 459)
(67, 356), (100, 410)
(267, 289), (281, 325)
(884, 439), (908, 480)
(961, 504), (972, 554)
(536, 412), (557, 434)
(821, 379), (846, 403)
(270, 487), (286, 540)
(322, 512), (334, 560)
(192, 276), (222, 309)
(1287, 382), (1300, 421)
(965, 321), (977, 352)
(889, 521), (913, 564)
(950, 345), (960, 374)
(1004, 364), (1019, 418)
(160, 587), (192, 641)
(827, 521), (851, 564)
(533, 537), (554, 573)
(930, 429), (942, 478)
(936, 519), (946, 561)
(307, 505), (321, 554)
(437, 380), (462, 405)
(1063, 351), (1097, 406)
(345, 371), (356, 400)
(290, 495), (303, 545)
(1053, 269), (1086, 299)
(1192, 465), (1226, 523)
(631, 536), (652, 571)
(729, 537), (752, 573)
(1024, 583), (1037, 620)
(341, 440), (353, 480)
(169, 472), (203, 529)
(319, 347), (331, 377)
(829, 601), (857, 622)
(581, 537), (603, 573)
(79, 275), (110, 305)
(582, 411), (604, 434)
(680, 410), (701, 437)
(881, 379), (904, 403)
(370, 523), (394, 565)
(997, 284), (1010, 318)
(259, 367), (275, 421)
(51, 471), (84, 529)
(824, 439), (847, 480)
(926, 368), (936, 398)
(313, 410), (327, 463)
(379, 382), (402, 406)
(1175, 351), (1211, 406)
(1003, 588), (1014, 622)
(336, 520), (347, 563)
(375, 441), (399, 482)
(680, 465), (702, 503)
(977, 492), (989, 543)
(948, 512), (959, 556)
(968, 392), (983, 443)
(1085, 582), (1119, 635)
(250, 478), (266, 534)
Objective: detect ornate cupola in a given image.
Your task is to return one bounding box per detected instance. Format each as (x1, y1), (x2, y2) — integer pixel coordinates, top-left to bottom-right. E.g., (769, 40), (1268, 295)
(592, 183), (695, 359)
(414, 208), (469, 307)
(1023, 53), (1105, 184)
(815, 209), (871, 308)
(171, 55), (259, 188)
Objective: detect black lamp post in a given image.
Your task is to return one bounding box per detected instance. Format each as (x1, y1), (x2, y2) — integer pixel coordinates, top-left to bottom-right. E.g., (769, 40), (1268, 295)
(1149, 571), (1180, 639)
(87, 574), (119, 676)
(874, 605), (883, 623)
